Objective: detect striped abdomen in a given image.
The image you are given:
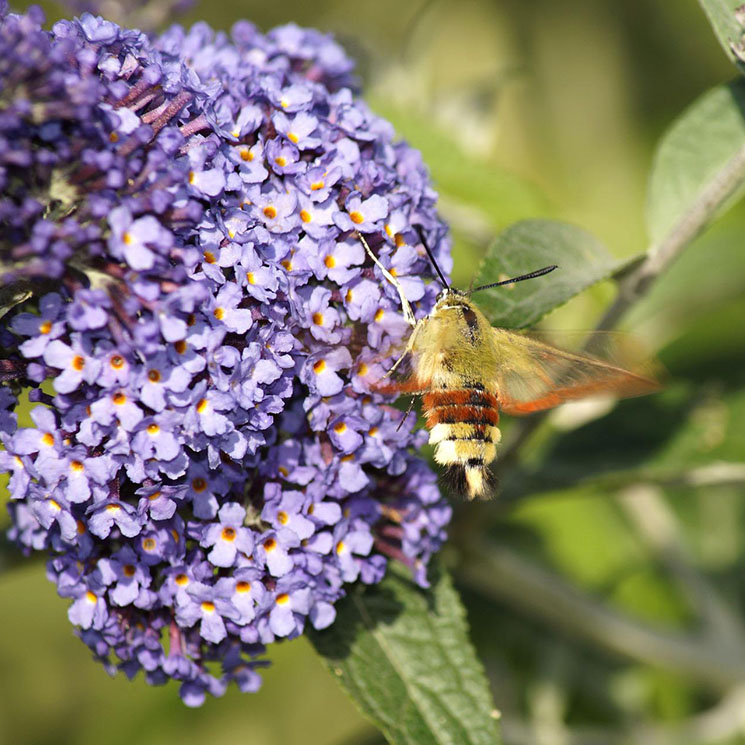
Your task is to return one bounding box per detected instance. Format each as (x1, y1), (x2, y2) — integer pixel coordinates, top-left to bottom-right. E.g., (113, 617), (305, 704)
(422, 388), (502, 499)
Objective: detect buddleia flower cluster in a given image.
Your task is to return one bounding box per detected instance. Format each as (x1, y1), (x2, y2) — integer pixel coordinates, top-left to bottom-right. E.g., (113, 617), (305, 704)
(0, 3), (452, 704)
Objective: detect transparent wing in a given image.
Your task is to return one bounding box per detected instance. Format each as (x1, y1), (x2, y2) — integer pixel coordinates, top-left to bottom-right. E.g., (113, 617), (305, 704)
(359, 326), (432, 396)
(493, 329), (662, 415)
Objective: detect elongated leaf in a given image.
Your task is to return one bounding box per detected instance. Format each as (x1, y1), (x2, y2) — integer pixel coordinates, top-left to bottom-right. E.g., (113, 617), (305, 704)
(309, 562), (500, 745)
(0, 281), (32, 321)
(471, 219), (617, 329)
(647, 79), (745, 244)
(697, 0), (745, 64)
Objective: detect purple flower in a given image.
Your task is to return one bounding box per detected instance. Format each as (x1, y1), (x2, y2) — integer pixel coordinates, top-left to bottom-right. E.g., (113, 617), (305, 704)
(303, 287), (343, 343)
(177, 581), (242, 643)
(88, 500), (143, 538)
(301, 347), (353, 397)
(272, 111), (321, 150)
(255, 528), (300, 577)
(68, 585), (108, 630)
(209, 283), (253, 334)
(265, 137), (306, 176)
(43, 335), (102, 394)
(108, 207), (174, 271)
(97, 546), (152, 606)
(11, 293), (65, 357)
(200, 503), (255, 568)
(247, 184), (300, 233)
(268, 580), (311, 637)
(333, 194), (389, 232)
(1, 5), (451, 707)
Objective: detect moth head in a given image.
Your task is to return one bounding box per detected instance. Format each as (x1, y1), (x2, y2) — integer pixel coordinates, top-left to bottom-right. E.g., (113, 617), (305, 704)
(433, 287), (469, 313)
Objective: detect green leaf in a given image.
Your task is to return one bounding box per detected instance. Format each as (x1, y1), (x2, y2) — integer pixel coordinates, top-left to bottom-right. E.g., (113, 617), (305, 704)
(0, 280), (32, 321)
(647, 79), (745, 244)
(697, 0), (745, 64)
(471, 219), (617, 328)
(309, 562), (500, 745)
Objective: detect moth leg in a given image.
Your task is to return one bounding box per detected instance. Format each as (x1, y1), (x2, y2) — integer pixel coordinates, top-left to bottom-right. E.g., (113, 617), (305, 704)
(358, 232), (416, 327)
(385, 321), (422, 377)
(396, 397), (417, 432)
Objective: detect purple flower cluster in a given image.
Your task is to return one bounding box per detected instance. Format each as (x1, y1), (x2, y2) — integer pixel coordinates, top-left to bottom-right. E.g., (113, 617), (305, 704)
(0, 5), (452, 705)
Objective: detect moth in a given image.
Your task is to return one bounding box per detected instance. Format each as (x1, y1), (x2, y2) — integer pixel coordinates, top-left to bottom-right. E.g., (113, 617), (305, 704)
(359, 232), (660, 500)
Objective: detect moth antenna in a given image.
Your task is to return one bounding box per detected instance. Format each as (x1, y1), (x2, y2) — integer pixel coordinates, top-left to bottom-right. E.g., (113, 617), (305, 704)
(413, 224), (450, 290)
(469, 264), (558, 294)
(357, 233), (416, 327)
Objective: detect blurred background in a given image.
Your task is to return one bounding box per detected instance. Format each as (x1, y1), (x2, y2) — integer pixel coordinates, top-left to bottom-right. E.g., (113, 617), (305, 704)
(3, 0), (745, 744)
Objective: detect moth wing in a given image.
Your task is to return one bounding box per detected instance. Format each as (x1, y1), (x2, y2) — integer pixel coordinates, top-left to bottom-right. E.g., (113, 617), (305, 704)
(492, 329), (661, 416)
(362, 322), (434, 396)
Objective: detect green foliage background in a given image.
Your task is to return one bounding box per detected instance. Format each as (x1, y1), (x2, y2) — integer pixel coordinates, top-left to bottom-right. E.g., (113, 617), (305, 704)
(3, 1), (745, 744)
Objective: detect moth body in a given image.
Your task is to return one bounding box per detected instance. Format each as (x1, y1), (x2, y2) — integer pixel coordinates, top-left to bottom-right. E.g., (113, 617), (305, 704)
(412, 290), (502, 498)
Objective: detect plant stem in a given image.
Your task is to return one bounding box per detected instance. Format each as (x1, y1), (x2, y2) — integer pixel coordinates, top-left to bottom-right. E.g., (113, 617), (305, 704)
(597, 139), (745, 331)
(618, 484), (745, 649)
(458, 540), (745, 691)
